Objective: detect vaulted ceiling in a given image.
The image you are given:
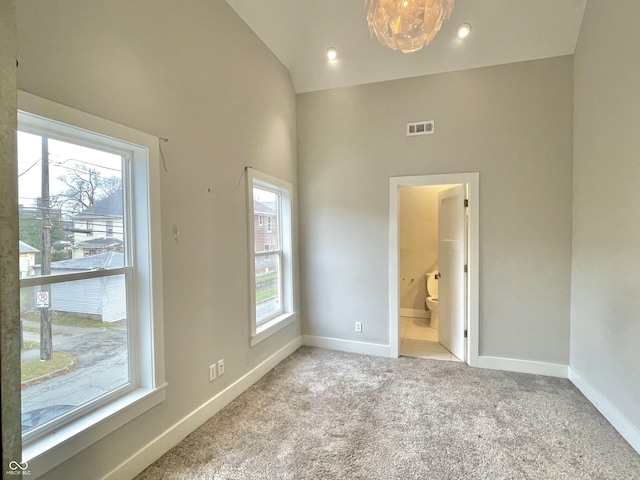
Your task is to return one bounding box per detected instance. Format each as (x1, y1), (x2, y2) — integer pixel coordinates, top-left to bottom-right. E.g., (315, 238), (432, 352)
(225, 0), (587, 93)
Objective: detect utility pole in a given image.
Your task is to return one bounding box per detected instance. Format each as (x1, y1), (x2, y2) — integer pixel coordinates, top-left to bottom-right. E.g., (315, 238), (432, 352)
(40, 136), (53, 360)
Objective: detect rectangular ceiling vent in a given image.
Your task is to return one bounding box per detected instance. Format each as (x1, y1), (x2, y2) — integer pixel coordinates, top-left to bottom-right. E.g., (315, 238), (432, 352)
(406, 120), (434, 137)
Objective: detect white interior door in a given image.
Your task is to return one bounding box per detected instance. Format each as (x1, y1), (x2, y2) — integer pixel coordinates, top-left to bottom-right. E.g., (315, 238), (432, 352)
(438, 185), (466, 361)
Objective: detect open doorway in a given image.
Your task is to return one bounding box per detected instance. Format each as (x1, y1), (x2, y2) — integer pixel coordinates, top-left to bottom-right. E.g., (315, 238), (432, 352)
(398, 184), (462, 361)
(389, 173), (479, 366)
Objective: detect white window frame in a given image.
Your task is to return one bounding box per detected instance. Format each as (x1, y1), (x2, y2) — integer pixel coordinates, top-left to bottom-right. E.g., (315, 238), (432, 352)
(17, 91), (166, 476)
(246, 168), (297, 346)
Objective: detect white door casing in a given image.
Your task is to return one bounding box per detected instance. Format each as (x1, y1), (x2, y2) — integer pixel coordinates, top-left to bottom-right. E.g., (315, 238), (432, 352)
(389, 172), (478, 365)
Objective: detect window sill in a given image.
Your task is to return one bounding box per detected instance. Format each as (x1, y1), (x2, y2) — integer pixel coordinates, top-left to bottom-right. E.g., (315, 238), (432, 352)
(251, 312), (298, 346)
(23, 383), (168, 476)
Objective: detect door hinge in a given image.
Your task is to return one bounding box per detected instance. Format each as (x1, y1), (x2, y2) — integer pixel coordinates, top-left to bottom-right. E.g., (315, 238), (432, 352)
(464, 330), (468, 338)
(464, 199), (469, 208)
(464, 264), (468, 273)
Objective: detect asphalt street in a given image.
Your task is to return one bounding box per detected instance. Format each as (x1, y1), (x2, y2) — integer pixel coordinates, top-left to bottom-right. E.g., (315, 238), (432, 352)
(21, 319), (128, 415)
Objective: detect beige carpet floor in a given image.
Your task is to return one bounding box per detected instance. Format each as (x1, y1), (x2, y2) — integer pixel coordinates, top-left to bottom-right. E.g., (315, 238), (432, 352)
(136, 346), (640, 479)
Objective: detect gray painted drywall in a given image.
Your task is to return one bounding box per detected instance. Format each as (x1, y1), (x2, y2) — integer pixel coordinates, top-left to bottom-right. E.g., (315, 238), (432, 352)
(16, 1), (298, 478)
(572, 1), (640, 432)
(297, 56), (573, 364)
(1, 0), (22, 473)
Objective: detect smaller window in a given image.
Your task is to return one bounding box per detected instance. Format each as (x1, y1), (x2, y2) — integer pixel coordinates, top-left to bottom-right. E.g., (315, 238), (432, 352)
(106, 220), (114, 236)
(246, 168), (297, 346)
(258, 215), (263, 226)
(86, 221), (93, 235)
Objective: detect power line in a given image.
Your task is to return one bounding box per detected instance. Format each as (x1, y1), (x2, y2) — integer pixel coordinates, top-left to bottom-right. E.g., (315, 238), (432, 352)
(52, 162), (122, 178)
(52, 157), (122, 173)
(18, 157), (42, 177)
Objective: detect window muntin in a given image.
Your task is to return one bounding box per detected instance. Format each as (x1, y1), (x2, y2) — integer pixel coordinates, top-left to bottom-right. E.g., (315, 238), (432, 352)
(247, 169), (296, 344)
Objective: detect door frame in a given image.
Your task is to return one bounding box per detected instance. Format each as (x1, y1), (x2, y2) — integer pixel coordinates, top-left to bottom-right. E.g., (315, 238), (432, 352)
(389, 172), (479, 366)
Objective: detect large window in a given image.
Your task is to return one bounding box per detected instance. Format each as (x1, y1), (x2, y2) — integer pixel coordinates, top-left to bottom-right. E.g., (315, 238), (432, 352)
(17, 92), (165, 472)
(246, 168), (297, 345)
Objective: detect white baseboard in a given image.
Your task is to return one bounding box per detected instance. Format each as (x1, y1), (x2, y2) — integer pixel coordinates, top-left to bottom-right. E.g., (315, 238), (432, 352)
(103, 336), (303, 480)
(569, 367), (640, 455)
(476, 355), (569, 378)
(302, 335), (391, 358)
(399, 308), (429, 319)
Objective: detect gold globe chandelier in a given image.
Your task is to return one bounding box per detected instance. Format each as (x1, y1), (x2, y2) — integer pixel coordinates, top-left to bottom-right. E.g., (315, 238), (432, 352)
(366, 0), (455, 53)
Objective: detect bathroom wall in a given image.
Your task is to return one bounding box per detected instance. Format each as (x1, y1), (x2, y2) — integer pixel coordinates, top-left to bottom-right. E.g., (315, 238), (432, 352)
(571, 0), (640, 443)
(298, 56), (573, 364)
(399, 185), (452, 313)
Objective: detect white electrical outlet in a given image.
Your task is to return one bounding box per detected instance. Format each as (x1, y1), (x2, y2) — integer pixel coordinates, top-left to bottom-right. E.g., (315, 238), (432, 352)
(355, 322), (362, 333)
(209, 364), (217, 382)
(217, 359), (225, 376)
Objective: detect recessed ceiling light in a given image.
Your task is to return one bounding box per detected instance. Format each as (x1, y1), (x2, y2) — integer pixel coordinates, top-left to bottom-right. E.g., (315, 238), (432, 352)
(326, 47), (338, 61)
(457, 23), (471, 39)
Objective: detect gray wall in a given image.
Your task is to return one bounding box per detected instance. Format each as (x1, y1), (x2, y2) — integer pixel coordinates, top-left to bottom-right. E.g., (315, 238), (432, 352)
(297, 56), (573, 364)
(16, 1), (298, 478)
(572, 1), (640, 432)
(15, 0), (640, 474)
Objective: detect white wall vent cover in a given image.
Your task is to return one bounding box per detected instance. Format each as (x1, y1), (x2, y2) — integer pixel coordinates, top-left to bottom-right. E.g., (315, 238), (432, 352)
(406, 120), (434, 136)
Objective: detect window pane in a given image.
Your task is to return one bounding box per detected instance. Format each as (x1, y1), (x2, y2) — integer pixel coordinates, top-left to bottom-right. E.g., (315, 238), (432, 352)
(255, 255), (281, 323)
(20, 276), (129, 435)
(18, 131), (125, 278)
(253, 187), (279, 252)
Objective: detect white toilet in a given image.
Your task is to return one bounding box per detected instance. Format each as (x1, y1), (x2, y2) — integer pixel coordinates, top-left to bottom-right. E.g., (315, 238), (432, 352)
(425, 271), (439, 329)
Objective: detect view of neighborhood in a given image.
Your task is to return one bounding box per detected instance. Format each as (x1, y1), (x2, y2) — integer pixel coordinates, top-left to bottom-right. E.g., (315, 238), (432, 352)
(253, 188), (281, 321)
(18, 130), (129, 434)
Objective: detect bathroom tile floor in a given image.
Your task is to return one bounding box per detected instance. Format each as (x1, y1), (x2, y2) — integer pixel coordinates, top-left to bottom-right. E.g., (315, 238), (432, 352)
(399, 316), (462, 362)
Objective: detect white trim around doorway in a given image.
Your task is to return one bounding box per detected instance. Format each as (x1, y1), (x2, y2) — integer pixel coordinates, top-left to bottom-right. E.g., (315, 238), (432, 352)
(389, 173), (480, 366)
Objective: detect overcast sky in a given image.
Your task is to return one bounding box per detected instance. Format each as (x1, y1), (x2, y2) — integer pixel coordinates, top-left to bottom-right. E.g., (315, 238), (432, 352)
(18, 131), (122, 213)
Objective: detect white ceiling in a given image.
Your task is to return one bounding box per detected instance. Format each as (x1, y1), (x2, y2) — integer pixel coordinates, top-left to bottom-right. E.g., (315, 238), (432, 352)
(224, 0), (587, 93)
